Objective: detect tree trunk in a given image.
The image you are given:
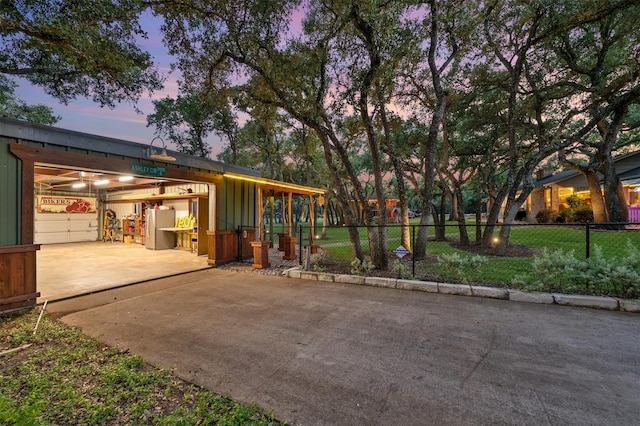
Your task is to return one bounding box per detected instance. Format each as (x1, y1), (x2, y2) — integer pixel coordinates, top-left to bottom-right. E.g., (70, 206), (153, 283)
(475, 191), (483, 244)
(414, 211), (431, 260)
(321, 203), (328, 239)
(432, 202), (443, 241)
(449, 189), (458, 222)
(313, 130), (365, 259)
(496, 200), (521, 254)
(413, 2), (448, 260)
(482, 196), (504, 248)
(455, 184), (469, 246)
(379, 95), (411, 251)
(585, 171), (607, 222)
(617, 179), (629, 222)
(434, 188), (447, 241)
(602, 154), (625, 225)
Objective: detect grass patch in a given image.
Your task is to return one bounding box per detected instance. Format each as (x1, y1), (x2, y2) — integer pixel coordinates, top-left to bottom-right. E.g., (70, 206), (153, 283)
(306, 223), (640, 297)
(0, 312), (283, 425)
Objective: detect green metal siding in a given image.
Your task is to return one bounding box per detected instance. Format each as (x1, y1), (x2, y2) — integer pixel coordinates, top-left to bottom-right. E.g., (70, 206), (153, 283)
(218, 179), (257, 231)
(0, 137), (21, 245)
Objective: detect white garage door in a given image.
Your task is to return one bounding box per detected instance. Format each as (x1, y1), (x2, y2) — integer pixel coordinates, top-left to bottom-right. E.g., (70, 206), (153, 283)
(34, 196), (100, 244)
(34, 212), (100, 244)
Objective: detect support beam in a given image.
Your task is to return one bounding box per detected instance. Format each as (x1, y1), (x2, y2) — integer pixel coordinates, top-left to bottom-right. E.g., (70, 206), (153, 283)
(21, 159), (35, 245)
(269, 196), (275, 247)
(309, 194), (315, 245)
(258, 186), (264, 240)
(208, 184), (217, 233)
(281, 193), (286, 234)
(288, 192), (293, 236)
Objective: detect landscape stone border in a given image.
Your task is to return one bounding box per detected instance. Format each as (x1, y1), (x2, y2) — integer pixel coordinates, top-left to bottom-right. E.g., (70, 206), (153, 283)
(283, 268), (640, 313)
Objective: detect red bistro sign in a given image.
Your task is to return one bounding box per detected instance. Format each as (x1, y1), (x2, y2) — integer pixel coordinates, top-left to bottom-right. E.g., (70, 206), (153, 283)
(36, 196), (97, 213)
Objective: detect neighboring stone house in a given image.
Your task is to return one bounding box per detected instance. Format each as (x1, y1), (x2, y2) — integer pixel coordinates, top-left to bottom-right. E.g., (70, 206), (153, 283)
(525, 150), (640, 223)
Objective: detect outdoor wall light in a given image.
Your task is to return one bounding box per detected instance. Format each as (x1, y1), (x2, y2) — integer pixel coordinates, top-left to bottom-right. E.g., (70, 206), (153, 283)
(147, 136), (176, 161)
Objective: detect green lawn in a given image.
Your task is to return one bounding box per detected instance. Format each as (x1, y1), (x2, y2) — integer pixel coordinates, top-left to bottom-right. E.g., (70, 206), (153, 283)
(0, 312), (283, 425)
(302, 223), (640, 294)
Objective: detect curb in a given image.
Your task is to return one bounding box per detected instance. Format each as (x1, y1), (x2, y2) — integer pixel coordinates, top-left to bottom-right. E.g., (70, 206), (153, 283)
(282, 268), (639, 313)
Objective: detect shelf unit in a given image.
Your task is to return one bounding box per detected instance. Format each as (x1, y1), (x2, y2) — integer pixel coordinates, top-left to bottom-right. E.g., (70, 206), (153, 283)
(122, 218), (144, 243)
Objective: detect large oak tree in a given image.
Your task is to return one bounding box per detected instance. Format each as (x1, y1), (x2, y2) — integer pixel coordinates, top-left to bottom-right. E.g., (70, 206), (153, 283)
(1, 0), (162, 107)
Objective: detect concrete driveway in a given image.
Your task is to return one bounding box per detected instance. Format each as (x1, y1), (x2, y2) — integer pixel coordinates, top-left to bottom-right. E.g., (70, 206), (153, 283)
(48, 269), (640, 425)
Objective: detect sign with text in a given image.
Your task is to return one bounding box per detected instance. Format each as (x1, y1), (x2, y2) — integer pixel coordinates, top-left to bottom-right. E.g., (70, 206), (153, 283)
(130, 163), (166, 177)
(37, 196), (96, 213)
(392, 245), (410, 259)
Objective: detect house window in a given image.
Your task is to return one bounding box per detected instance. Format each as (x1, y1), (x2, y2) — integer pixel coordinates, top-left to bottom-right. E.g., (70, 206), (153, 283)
(544, 187), (552, 209)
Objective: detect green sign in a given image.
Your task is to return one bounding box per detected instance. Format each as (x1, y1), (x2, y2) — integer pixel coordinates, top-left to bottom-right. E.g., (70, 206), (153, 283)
(130, 163), (166, 177)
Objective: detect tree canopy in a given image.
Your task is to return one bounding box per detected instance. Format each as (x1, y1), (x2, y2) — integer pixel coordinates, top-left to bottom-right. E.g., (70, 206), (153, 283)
(0, 0), (162, 106)
(0, 74), (59, 124)
(6, 0), (640, 266)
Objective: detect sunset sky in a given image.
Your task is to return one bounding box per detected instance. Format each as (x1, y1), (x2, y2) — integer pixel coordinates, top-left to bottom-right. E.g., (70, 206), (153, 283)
(13, 11), (226, 157)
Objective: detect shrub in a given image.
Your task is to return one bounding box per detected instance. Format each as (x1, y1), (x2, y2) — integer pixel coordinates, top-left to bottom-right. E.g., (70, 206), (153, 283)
(391, 260), (412, 280)
(557, 208), (572, 223)
(517, 248), (583, 291)
(309, 248), (329, 272)
(565, 194), (584, 209)
(350, 257), (375, 276)
(535, 209), (558, 223)
(571, 206), (594, 223)
(438, 253), (488, 284)
(513, 241), (640, 298)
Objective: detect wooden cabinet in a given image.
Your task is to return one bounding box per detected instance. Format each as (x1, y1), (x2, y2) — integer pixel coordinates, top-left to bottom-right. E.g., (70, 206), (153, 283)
(122, 218), (144, 243)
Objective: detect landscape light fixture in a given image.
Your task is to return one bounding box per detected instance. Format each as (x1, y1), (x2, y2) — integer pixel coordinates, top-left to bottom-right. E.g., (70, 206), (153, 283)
(147, 136), (176, 161)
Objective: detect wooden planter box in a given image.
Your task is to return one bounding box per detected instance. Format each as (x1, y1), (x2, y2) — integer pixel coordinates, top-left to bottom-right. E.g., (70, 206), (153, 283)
(0, 244), (41, 313)
(283, 237), (298, 260)
(251, 241), (271, 269)
(207, 229), (256, 266)
(304, 244), (319, 255)
(277, 233), (289, 251)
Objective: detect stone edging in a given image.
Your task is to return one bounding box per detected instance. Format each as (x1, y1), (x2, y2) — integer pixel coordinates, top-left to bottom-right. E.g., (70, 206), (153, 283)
(282, 268), (640, 313)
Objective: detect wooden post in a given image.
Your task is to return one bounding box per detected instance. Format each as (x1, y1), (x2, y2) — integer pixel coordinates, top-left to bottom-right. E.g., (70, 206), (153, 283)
(269, 196), (275, 248)
(288, 191), (293, 236)
(305, 194), (319, 255)
(281, 193), (286, 234)
(251, 240), (271, 269)
(309, 194), (314, 245)
(257, 186), (264, 240)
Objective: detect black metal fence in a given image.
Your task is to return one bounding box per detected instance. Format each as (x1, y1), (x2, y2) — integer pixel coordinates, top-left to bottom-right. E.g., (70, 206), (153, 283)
(295, 222), (640, 290)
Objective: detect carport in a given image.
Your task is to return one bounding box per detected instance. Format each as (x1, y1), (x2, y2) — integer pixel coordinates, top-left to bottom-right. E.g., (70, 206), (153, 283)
(0, 117), (323, 312)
